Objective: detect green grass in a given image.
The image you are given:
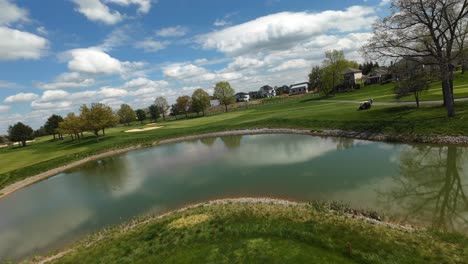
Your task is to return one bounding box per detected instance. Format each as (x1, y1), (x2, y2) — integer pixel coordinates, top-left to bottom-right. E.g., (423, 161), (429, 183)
(39, 201), (467, 264)
(1, 97), (468, 191)
(322, 71), (468, 102)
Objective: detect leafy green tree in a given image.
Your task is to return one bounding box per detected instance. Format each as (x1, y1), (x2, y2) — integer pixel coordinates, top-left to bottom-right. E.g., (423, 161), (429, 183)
(320, 50), (349, 96)
(191, 88), (211, 116)
(148, 104), (160, 122)
(176, 95), (192, 118)
(58, 113), (85, 141)
(8, 122), (34, 147)
(308, 66), (322, 92)
(80, 103), (117, 142)
(44, 114), (64, 140)
(155, 96), (170, 121)
(136, 109), (147, 124)
(117, 104), (136, 126)
(214, 81), (235, 112)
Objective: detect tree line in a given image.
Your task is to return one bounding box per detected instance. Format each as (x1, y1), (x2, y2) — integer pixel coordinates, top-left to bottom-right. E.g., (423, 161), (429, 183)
(5, 82), (237, 147)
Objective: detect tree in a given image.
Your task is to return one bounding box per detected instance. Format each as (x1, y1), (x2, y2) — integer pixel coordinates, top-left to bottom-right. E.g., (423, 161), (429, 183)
(154, 96), (170, 121)
(394, 61), (430, 108)
(44, 115), (64, 140)
(117, 104), (136, 126)
(170, 104), (180, 120)
(308, 66), (322, 91)
(191, 88), (211, 116)
(383, 145), (468, 232)
(214, 81), (235, 112)
(148, 104), (160, 122)
(58, 113), (85, 141)
(80, 103), (118, 142)
(319, 50), (354, 96)
(136, 109), (147, 124)
(8, 122), (34, 147)
(176, 95), (192, 118)
(363, 0), (468, 117)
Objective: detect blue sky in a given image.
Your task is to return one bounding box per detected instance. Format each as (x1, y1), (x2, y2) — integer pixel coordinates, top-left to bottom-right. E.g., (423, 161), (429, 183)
(0, 0), (390, 133)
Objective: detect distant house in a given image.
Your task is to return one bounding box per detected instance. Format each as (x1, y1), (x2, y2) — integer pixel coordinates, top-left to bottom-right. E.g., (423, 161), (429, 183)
(275, 85), (290, 95)
(210, 99), (220, 107)
(343, 68), (363, 86)
(289, 82), (309, 95)
(364, 68), (390, 85)
(258, 85), (276, 98)
(249, 91), (259, 100)
(235, 92), (250, 102)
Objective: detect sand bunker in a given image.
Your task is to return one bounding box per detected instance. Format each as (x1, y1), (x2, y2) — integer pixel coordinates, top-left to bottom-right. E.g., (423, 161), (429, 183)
(124, 126), (163, 133)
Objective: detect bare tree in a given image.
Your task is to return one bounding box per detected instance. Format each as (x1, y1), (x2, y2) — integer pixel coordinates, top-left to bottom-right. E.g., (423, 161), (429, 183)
(363, 0), (468, 117)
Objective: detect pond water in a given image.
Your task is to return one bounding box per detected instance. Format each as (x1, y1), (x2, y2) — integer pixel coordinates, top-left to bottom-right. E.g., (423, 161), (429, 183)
(0, 134), (467, 260)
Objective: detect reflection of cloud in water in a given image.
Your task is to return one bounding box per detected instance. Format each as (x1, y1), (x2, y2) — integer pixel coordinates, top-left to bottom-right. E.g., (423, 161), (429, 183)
(0, 206), (92, 258)
(227, 136), (340, 166)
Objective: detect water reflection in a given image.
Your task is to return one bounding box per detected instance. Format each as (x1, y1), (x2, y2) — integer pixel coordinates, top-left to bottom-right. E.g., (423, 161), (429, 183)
(383, 145), (468, 233)
(200, 137), (216, 146)
(220, 135), (242, 149)
(1, 135), (468, 261)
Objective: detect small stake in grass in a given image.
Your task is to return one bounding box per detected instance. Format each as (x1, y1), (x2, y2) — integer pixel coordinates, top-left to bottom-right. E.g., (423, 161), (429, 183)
(347, 242), (352, 255)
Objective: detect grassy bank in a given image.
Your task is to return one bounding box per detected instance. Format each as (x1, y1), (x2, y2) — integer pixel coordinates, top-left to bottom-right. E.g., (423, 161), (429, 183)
(1, 96), (468, 191)
(34, 199), (467, 264)
(320, 70), (468, 103)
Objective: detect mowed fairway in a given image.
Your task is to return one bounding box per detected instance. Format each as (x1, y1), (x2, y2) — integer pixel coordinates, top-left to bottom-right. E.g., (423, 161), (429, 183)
(1, 98), (468, 190)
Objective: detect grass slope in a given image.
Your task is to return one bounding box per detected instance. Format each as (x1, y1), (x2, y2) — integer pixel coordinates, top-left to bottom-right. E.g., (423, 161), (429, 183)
(41, 201), (467, 264)
(323, 71), (468, 102)
(1, 97), (468, 191)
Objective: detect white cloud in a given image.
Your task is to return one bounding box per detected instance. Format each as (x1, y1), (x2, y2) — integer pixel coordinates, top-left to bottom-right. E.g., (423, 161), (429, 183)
(270, 59), (310, 72)
(31, 101), (72, 110)
(163, 63), (216, 83)
(36, 26), (48, 36)
(198, 6), (377, 55)
(0, 105), (11, 113)
(100, 98), (125, 108)
(0, 27), (48, 61)
(37, 72), (95, 90)
(72, 0), (123, 25)
(123, 77), (168, 89)
(41, 90), (71, 101)
(0, 0), (28, 25)
(98, 26), (132, 51)
(4, 93), (39, 103)
(213, 19), (230, 27)
(227, 57), (265, 71)
(156, 26), (188, 37)
(0, 80), (21, 89)
(99, 87), (128, 97)
(105, 0), (152, 14)
(379, 0), (391, 6)
(135, 39), (169, 52)
(66, 48), (122, 74)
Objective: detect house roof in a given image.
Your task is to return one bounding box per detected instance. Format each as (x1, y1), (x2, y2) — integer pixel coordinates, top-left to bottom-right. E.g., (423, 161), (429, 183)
(343, 68), (362, 74)
(290, 82), (309, 88)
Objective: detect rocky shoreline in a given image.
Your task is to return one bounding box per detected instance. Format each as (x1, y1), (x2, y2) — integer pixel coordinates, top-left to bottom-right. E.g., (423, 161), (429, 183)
(1, 128), (468, 200)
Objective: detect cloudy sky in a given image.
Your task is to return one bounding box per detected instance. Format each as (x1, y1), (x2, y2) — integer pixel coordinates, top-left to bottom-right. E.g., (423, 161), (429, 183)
(0, 0), (390, 133)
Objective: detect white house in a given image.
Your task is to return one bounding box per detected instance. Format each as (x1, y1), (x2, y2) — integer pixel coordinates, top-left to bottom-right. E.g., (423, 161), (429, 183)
(258, 85), (276, 98)
(210, 99), (220, 107)
(235, 92), (250, 102)
(289, 82), (309, 95)
(343, 68), (363, 86)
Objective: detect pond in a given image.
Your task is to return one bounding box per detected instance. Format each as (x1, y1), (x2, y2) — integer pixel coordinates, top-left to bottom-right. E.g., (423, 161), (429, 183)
(0, 134), (467, 260)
